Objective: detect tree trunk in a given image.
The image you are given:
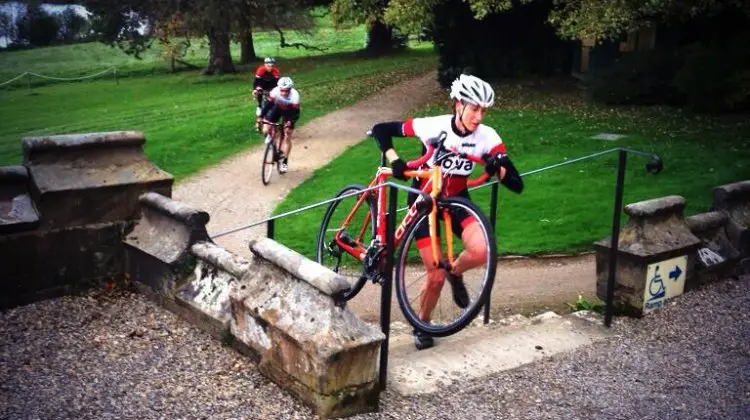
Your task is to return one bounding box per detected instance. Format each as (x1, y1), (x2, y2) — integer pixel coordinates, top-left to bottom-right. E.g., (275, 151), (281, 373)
(364, 19), (394, 54)
(240, 30), (256, 65)
(238, 15), (256, 65)
(204, 24), (235, 75)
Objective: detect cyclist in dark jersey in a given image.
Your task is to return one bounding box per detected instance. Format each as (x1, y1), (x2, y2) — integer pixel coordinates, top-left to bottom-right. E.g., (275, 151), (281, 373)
(370, 74), (524, 350)
(253, 57), (281, 120)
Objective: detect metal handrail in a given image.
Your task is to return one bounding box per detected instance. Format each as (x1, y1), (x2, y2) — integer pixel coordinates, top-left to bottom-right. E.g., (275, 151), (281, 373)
(211, 146), (662, 237)
(209, 180), (431, 239)
(458, 146), (660, 193)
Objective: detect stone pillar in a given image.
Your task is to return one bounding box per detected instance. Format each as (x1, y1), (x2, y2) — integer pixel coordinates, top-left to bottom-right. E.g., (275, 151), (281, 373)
(230, 238), (385, 418)
(711, 180), (750, 257)
(123, 192), (210, 306)
(1, 131), (174, 309)
(594, 195), (701, 316)
(685, 211), (742, 286)
(23, 131), (173, 230)
(175, 241), (252, 339)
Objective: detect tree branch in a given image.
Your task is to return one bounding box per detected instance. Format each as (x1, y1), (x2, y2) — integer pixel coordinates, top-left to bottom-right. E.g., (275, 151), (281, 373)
(176, 58), (200, 69)
(273, 24), (327, 52)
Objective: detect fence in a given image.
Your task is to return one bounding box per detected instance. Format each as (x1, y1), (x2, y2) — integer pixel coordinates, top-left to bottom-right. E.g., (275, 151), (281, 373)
(0, 67), (119, 90)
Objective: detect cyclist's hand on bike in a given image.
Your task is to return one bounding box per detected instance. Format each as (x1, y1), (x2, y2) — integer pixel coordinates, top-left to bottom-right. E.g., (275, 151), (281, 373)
(483, 152), (512, 177)
(482, 153), (500, 176)
(391, 158), (409, 181)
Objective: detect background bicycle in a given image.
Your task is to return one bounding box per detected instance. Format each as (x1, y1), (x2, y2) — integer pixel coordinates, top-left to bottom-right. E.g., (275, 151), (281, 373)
(260, 121), (286, 185)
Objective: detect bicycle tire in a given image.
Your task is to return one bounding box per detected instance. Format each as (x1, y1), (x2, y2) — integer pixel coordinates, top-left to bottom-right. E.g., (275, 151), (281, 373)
(316, 184), (376, 301)
(261, 139), (275, 185)
(395, 196), (497, 337)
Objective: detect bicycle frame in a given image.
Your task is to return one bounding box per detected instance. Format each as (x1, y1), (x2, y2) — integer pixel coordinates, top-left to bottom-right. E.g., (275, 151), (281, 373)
(264, 121), (286, 151)
(331, 131), (495, 270)
(333, 165), (455, 269)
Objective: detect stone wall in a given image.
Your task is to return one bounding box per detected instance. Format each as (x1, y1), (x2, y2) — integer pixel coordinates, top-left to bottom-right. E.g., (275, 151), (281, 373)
(595, 180), (750, 316)
(124, 193), (385, 418)
(0, 131), (173, 309)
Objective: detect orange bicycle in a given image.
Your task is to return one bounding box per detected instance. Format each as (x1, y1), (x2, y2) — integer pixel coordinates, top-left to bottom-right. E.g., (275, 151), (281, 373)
(316, 131), (498, 336)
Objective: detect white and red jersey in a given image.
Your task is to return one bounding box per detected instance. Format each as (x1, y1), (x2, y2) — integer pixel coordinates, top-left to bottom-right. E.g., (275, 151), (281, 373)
(268, 86), (300, 110)
(403, 115), (506, 195)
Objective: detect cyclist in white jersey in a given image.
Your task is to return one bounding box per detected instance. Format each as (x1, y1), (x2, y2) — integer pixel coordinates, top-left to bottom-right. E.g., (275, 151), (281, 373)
(260, 76), (301, 173)
(370, 74), (524, 350)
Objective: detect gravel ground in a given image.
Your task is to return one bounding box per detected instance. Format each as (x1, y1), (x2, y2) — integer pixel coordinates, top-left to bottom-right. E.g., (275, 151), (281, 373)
(2, 275), (748, 420)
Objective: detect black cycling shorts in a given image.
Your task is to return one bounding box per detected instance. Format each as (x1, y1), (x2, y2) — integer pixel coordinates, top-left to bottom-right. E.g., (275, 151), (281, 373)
(406, 183), (477, 249)
(264, 106), (299, 128)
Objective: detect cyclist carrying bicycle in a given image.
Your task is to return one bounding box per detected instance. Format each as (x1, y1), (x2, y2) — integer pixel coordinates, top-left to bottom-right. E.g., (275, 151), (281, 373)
(370, 74), (524, 350)
(253, 57), (281, 119)
(259, 76), (300, 174)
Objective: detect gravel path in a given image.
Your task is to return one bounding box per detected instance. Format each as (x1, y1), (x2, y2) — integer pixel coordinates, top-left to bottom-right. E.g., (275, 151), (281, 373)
(2, 275), (747, 419)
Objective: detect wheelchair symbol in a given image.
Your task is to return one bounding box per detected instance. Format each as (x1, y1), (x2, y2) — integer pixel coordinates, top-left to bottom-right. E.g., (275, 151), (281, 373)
(648, 265), (666, 301)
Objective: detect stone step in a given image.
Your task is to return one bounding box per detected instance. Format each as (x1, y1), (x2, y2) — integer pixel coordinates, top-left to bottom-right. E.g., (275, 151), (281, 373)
(384, 311), (611, 396)
(0, 166), (40, 234)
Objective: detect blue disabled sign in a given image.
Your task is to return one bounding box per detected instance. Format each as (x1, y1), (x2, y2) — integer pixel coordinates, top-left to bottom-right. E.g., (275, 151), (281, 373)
(643, 255), (688, 314)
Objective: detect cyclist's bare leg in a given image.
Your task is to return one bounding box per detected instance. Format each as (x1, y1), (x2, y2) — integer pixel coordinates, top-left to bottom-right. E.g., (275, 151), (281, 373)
(282, 127), (293, 158)
(417, 245), (446, 321)
(450, 220), (487, 275)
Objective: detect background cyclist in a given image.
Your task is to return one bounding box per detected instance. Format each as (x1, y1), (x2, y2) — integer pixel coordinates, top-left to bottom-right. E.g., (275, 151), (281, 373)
(370, 74), (524, 350)
(253, 57), (281, 126)
(259, 76), (301, 174)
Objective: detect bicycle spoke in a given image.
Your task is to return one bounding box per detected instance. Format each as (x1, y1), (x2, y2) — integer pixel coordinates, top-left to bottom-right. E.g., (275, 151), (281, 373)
(395, 197), (497, 337)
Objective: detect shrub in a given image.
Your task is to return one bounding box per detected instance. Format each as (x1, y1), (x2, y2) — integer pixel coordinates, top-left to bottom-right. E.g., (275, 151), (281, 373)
(588, 49), (682, 106)
(672, 34), (750, 112)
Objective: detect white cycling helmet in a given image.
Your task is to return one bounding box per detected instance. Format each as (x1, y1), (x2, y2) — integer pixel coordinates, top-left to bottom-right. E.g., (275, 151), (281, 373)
(264, 57), (275, 64)
(278, 77), (294, 89)
(450, 74), (495, 108)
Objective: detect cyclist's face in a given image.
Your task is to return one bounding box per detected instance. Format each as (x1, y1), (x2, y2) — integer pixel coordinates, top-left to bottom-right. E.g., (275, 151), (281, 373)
(280, 88), (290, 97)
(456, 101), (488, 132)
(264, 63), (273, 71)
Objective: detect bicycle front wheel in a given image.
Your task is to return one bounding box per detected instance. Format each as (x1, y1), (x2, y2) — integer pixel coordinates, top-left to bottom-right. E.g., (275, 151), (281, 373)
(316, 184), (376, 300)
(395, 196), (497, 337)
(261, 140), (275, 185)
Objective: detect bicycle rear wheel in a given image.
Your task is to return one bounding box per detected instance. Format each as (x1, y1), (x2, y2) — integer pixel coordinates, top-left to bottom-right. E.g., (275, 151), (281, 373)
(261, 139), (276, 185)
(395, 196), (497, 337)
(316, 184), (376, 301)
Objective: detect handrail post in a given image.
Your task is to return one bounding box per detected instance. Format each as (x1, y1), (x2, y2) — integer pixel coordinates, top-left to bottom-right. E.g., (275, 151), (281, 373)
(604, 149), (627, 327)
(484, 182), (499, 324)
(379, 185), (397, 390)
(267, 219), (275, 239)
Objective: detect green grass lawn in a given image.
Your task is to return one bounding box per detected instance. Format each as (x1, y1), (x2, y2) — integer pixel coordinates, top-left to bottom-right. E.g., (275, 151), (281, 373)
(0, 11), (375, 83)
(274, 78), (750, 257)
(0, 30), (435, 178)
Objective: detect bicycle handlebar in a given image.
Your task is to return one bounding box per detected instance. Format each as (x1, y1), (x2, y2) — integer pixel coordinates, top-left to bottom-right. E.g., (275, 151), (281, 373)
(365, 129), (496, 187)
(406, 131), (493, 187)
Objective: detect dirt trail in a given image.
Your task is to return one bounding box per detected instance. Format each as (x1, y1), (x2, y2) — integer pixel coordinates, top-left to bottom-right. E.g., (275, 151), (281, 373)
(173, 71), (596, 319)
(174, 72), (440, 258)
